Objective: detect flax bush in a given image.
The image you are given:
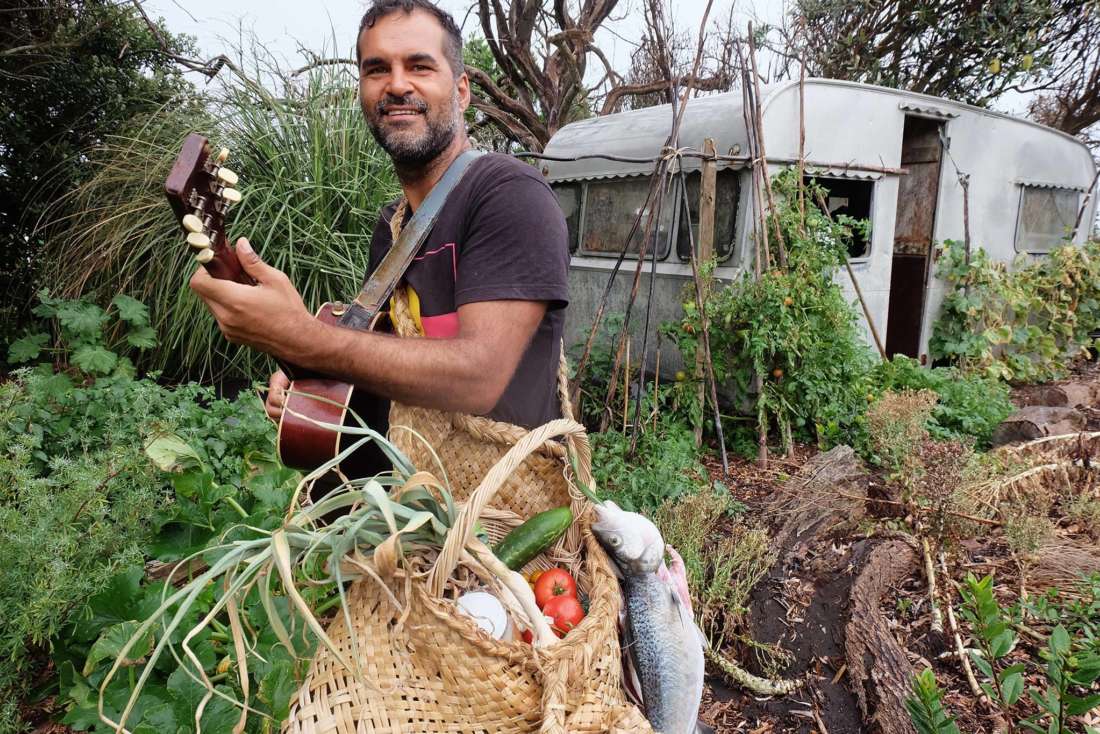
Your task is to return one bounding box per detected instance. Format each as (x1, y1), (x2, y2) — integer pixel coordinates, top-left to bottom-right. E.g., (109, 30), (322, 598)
(41, 62), (400, 382)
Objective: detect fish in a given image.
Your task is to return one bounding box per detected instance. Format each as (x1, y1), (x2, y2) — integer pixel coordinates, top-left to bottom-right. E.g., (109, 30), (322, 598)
(592, 500), (708, 734)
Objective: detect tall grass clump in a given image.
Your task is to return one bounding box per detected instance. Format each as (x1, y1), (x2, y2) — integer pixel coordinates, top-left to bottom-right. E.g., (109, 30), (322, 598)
(42, 62), (400, 382)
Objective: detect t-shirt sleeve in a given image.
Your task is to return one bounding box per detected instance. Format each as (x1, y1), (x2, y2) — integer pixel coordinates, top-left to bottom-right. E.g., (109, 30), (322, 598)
(454, 168), (570, 310)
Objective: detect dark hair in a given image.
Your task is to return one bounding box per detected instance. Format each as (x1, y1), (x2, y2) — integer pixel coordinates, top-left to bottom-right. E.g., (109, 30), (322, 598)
(357, 0), (464, 79)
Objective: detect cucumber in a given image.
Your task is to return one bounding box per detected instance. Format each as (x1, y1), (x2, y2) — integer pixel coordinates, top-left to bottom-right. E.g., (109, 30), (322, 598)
(493, 506), (573, 571)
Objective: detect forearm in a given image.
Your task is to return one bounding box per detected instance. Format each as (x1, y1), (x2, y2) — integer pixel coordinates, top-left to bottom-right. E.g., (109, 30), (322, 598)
(287, 322), (512, 415)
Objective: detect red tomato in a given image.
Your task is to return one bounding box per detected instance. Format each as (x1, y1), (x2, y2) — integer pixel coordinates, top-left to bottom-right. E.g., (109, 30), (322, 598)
(533, 568), (577, 609)
(521, 629), (533, 644)
(542, 595), (585, 637)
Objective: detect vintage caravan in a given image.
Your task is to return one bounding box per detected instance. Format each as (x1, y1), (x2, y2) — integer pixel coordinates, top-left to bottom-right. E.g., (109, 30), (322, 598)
(538, 78), (1098, 366)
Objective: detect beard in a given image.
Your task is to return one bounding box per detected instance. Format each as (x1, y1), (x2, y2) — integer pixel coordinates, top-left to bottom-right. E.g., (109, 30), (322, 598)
(366, 91), (459, 172)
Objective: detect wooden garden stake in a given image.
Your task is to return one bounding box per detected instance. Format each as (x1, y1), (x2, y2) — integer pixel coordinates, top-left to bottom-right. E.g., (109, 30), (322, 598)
(747, 23), (787, 269)
(694, 138), (718, 446)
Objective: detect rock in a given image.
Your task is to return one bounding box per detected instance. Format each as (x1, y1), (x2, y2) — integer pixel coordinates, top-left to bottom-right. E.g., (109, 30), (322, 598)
(991, 406), (1087, 447)
(1030, 382), (1098, 408)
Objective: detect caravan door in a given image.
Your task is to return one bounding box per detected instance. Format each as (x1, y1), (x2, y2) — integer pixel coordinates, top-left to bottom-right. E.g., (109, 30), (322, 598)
(886, 116), (945, 359)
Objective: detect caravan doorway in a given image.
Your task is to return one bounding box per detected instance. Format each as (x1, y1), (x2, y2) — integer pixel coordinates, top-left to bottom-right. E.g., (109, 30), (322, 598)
(886, 116), (944, 359)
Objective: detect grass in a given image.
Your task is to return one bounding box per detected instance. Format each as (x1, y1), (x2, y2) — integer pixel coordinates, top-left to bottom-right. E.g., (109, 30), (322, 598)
(40, 63), (400, 383)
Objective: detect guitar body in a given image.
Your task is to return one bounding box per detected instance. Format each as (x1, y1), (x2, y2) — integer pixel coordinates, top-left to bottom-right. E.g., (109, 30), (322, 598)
(275, 303), (391, 478)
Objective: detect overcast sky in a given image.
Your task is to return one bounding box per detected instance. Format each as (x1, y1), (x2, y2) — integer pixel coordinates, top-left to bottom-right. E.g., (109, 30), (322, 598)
(144, 0), (787, 84)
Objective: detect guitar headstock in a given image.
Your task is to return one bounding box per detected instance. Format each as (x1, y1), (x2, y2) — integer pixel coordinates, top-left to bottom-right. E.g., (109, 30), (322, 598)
(165, 133), (251, 284)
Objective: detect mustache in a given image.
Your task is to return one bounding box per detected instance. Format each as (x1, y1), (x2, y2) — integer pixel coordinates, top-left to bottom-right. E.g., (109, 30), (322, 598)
(376, 95), (428, 115)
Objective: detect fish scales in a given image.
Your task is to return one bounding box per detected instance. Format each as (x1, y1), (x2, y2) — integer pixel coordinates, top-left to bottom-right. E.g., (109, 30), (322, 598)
(622, 572), (705, 734)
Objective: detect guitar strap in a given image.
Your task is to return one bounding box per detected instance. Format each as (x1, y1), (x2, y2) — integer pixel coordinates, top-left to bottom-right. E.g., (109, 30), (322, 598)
(336, 149), (484, 331)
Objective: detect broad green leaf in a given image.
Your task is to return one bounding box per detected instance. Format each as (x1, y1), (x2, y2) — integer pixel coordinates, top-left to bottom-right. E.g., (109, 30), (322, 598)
(145, 434), (203, 472)
(57, 301), (109, 337)
(1065, 693), (1100, 717)
(126, 325), (158, 349)
(1050, 625), (1071, 656)
(83, 620), (155, 676)
(71, 344), (117, 374)
(132, 703), (181, 734)
(1001, 671), (1024, 706)
(258, 658), (296, 720)
(7, 332), (49, 363)
(111, 293), (150, 325)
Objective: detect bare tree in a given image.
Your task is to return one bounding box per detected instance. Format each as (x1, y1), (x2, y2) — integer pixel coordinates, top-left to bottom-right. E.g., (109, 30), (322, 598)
(467, 0), (737, 149)
(1027, 5), (1100, 146)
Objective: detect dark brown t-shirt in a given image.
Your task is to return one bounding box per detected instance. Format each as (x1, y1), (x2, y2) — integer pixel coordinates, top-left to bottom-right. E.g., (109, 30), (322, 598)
(367, 153), (570, 428)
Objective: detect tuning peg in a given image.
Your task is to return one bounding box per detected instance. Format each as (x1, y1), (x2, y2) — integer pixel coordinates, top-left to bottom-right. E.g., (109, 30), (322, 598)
(195, 248), (215, 264)
(215, 147), (230, 164)
(182, 213), (204, 233)
(220, 187), (242, 204)
(216, 167), (239, 186)
(186, 231), (211, 249)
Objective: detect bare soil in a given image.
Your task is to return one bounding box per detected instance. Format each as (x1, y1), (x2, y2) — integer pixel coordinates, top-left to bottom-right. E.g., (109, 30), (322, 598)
(699, 359), (1100, 734)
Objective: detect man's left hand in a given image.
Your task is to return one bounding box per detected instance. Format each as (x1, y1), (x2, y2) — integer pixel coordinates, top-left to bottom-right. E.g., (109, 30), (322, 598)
(189, 238), (312, 360)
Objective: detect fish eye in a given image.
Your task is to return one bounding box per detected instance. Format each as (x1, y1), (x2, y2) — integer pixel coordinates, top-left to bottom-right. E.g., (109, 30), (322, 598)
(607, 535), (622, 547)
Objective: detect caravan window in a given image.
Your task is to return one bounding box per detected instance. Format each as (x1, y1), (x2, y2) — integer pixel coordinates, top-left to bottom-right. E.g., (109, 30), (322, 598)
(1015, 185), (1080, 253)
(676, 169), (739, 262)
(580, 177), (674, 258)
(805, 176), (873, 258)
(553, 183), (582, 253)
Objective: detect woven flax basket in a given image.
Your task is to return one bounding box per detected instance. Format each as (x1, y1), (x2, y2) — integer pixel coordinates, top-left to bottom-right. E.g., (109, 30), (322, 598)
(284, 287), (651, 734)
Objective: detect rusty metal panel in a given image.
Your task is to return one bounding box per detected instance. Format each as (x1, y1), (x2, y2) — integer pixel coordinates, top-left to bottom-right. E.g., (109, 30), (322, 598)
(893, 118), (943, 256)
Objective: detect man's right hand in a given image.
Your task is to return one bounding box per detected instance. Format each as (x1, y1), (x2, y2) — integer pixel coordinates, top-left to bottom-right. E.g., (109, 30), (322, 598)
(265, 370), (290, 421)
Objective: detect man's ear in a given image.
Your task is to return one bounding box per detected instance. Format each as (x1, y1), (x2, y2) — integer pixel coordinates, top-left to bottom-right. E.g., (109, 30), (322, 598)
(456, 71), (471, 113)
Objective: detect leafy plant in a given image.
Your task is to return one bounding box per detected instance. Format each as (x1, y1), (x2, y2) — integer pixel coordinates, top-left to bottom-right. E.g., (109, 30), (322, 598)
(908, 573), (1100, 734)
(869, 355), (1013, 446)
(959, 574), (1026, 717)
(590, 418), (708, 512)
(670, 170), (875, 454)
(930, 240), (1100, 383)
(41, 59), (401, 383)
(907, 668), (962, 734)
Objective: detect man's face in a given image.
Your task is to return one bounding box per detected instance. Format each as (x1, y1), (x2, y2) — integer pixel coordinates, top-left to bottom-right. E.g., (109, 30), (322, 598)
(357, 9), (470, 167)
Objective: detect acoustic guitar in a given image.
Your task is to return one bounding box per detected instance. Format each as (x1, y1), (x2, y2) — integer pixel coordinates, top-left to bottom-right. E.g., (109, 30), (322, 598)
(165, 134), (480, 476)
(165, 133), (390, 477)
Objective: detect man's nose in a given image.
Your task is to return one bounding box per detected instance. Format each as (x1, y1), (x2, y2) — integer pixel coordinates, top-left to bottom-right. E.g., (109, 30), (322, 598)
(384, 68), (414, 98)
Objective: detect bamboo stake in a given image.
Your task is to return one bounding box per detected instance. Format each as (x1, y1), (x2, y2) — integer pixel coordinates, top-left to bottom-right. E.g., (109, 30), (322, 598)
(922, 537), (945, 635)
(651, 339), (661, 431)
(747, 23), (787, 269)
(797, 45), (807, 237)
(623, 337), (631, 434)
(814, 189), (887, 358)
(737, 44), (768, 275)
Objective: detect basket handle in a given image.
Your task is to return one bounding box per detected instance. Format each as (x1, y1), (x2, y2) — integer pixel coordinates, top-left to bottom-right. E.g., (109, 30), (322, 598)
(427, 418), (593, 597)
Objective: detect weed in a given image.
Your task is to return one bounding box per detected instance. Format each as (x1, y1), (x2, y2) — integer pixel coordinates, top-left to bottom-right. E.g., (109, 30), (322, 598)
(863, 389), (938, 474)
(1065, 494), (1100, 539)
(654, 489), (775, 650)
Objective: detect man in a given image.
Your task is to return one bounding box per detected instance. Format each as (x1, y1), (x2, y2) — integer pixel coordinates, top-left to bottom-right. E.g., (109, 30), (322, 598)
(190, 0), (570, 431)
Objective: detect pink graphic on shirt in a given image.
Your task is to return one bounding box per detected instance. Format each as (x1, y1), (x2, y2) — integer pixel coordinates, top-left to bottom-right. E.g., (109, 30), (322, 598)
(414, 242), (457, 279)
(420, 312), (459, 338)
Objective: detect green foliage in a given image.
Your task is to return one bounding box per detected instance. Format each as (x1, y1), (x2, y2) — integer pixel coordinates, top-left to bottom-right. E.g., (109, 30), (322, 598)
(672, 170), (875, 453)
(869, 356), (1013, 446)
(930, 241), (1100, 383)
(906, 668), (962, 734)
(0, 294), (303, 732)
(0, 0), (193, 351)
(908, 573), (1100, 734)
(959, 574), (1025, 711)
(41, 60), (401, 382)
(8, 290), (158, 377)
(591, 418), (708, 512)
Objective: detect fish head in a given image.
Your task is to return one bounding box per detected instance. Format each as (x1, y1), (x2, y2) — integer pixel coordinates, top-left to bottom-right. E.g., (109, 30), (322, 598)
(592, 500), (665, 575)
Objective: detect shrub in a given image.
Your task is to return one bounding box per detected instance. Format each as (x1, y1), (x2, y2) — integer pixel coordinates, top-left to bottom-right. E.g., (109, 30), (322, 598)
(869, 355), (1013, 447)
(930, 240), (1100, 383)
(654, 489), (773, 650)
(670, 170), (875, 454)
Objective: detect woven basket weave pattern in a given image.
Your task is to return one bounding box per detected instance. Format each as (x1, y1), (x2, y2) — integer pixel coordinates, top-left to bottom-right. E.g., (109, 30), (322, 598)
(284, 204), (649, 733)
